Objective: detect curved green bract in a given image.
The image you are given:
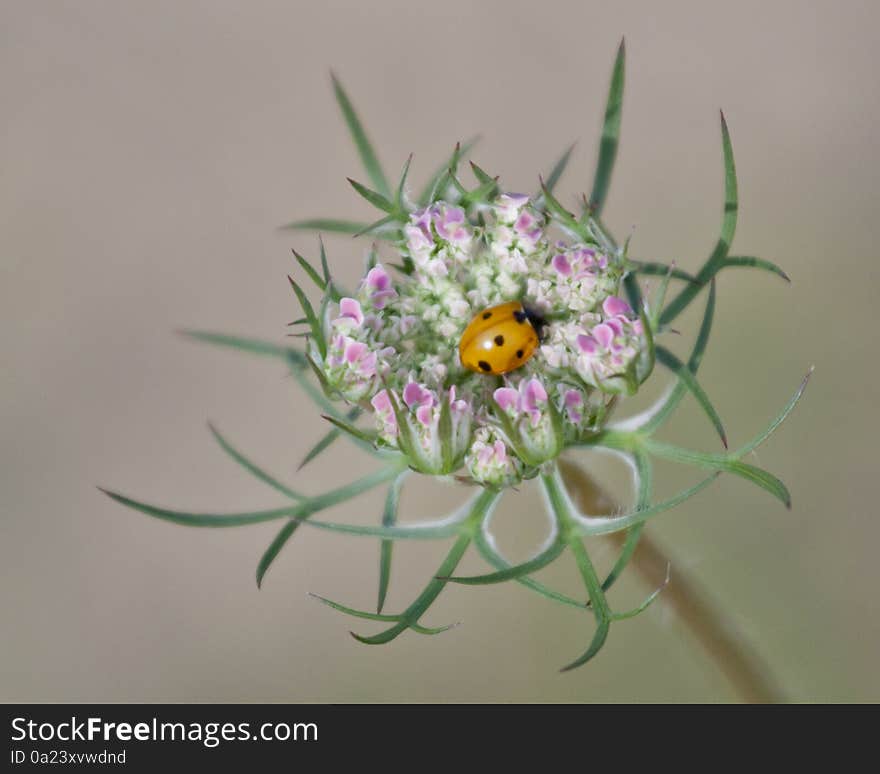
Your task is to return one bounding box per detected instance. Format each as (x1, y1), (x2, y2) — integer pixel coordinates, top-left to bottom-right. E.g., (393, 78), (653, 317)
(589, 38), (625, 216)
(331, 73), (390, 198)
(660, 113), (737, 325)
(208, 423), (304, 502)
(101, 464), (403, 528)
(472, 529), (584, 609)
(308, 593), (456, 636)
(441, 538), (566, 585)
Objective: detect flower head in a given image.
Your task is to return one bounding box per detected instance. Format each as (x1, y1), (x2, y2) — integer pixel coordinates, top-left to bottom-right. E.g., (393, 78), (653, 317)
(309, 186), (653, 485)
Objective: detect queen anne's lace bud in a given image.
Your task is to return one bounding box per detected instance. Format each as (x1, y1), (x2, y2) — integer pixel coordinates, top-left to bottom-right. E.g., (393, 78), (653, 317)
(487, 193), (547, 273)
(404, 203), (473, 278)
(528, 243), (620, 316)
(315, 191), (654, 484)
(571, 296), (651, 395)
(372, 382), (472, 474)
(465, 427), (524, 488)
(493, 377), (563, 465)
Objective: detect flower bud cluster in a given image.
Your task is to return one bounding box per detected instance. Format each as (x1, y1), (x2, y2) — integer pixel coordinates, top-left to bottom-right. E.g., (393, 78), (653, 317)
(313, 191), (653, 486)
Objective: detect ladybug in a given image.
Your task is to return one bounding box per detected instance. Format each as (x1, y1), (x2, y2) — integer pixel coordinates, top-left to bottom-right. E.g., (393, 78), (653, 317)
(459, 301), (545, 375)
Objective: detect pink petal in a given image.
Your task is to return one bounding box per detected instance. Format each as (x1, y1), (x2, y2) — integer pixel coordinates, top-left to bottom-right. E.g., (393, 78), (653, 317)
(365, 265), (391, 291)
(552, 254), (572, 276)
(371, 390), (391, 414)
(592, 324), (614, 350)
(356, 351), (377, 377)
(522, 378), (547, 412)
(416, 405), (434, 426)
(339, 297), (364, 326)
(603, 295), (632, 318)
(494, 387), (520, 412)
(403, 382), (429, 408)
(576, 334), (599, 355)
(344, 340), (367, 364)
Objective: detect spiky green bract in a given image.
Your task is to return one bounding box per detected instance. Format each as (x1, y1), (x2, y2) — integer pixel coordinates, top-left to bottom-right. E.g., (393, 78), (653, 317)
(331, 73), (390, 198)
(346, 489), (501, 645)
(377, 472), (406, 613)
(589, 38), (625, 216)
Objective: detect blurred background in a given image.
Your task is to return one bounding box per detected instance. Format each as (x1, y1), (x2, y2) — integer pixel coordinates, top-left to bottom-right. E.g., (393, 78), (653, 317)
(2, 0), (877, 702)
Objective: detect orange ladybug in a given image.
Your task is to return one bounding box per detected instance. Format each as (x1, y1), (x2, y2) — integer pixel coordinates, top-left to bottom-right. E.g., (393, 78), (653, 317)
(459, 301), (543, 375)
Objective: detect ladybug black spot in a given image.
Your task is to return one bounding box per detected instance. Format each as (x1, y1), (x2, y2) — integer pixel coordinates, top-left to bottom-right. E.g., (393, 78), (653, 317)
(478, 360), (492, 372)
(516, 349), (524, 359)
(494, 335), (505, 346)
(482, 312), (492, 320)
(513, 310), (527, 323)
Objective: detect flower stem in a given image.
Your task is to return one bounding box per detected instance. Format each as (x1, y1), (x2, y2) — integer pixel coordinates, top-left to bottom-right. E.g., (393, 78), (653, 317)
(559, 458), (787, 703)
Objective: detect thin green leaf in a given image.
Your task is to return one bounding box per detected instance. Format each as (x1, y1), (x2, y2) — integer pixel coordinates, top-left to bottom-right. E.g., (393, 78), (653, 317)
(438, 393), (453, 474)
(661, 112), (737, 325)
(292, 249), (327, 292)
(560, 536), (612, 671)
(648, 263), (674, 331)
(318, 236), (331, 283)
(460, 175), (500, 208)
(469, 160), (495, 187)
(540, 181), (589, 241)
(417, 137), (479, 205)
(309, 593), (457, 635)
(588, 38), (625, 216)
(541, 143), (576, 196)
(331, 73), (390, 197)
(208, 423), (304, 501)
(347, 177), (395, 215)
(724, 255), (790, 282)
(321, 413), (379, 446)
(383, 384), (419, 466)
(298, 407), (362, 470)
(395, 154), (413, 213)
(353, 214), (398, 238)
(100, 490), (304, 528)
(642, 439), (790, 508)
(600, 451), (652, 592)
(631, 260), (698, 283)
(641, 280), (716, 435)
(440, 538), (565, 585)
(735, 367), (813, 457)
(563, 471), (720, 537)
(101, 464), (401, 529)
(351, 538), (470, 645)
(472, 527), (584, 609)
(298, 428), (340, 470)
(725, 460), (791, 508)
(559, 619), (610, 672)
(256, 520), (300, 588)
(351, 490), (498, 645)
(612, 566), (669, 621)
(298, 352), (345, 417)
(291, 515), (467, 540)
(287, 276), (325, 359)
(280, 218), (373, 236)
(180, 330), (299, 362)
(655, 345), (728, 448)
(377, 472), (406, 613)
(254, 465), (405, 586)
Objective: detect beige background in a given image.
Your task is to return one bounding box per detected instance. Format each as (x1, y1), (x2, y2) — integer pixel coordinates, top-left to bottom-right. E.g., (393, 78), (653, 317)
(2, 0), (877, 702)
